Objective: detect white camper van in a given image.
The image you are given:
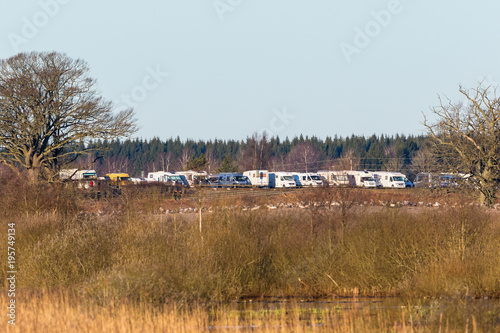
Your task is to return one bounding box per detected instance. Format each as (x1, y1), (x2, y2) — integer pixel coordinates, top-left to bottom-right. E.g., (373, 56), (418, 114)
(147, 171), (173, 182)
(348, 171), (377, 188)
(60, 169), (97, 180)
(317, 170), (355, 186)
(269, 172), (296, 188)
(371, 171), (409, 188)
(243, 170), (269, 187)
(175, 170), (208, 186)
(292, 173), (324, 187)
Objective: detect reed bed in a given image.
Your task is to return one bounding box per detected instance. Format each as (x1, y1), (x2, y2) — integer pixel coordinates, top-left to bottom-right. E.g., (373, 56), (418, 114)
(0, 182), (499, 331)
(3, 291), (498, 332)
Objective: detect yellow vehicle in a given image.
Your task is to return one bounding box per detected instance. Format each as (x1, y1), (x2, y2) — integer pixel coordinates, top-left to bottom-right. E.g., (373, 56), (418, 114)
(105, 173), (131, 188)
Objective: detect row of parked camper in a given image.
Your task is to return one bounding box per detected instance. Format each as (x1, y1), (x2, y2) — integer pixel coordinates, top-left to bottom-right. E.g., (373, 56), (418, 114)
(60, 168), (466, 190)
(147, 170), (415, 189)
(262, 170), (414, 188)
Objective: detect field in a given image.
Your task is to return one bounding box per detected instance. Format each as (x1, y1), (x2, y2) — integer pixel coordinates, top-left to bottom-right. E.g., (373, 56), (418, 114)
(1, 181), (499, 331)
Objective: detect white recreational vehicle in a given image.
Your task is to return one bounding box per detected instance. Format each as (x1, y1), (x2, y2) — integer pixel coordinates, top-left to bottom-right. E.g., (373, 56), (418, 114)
(371, 171), (411, 188)
(348, 171), (377, 188)
(317, 170), (355, 186)
(292, 173), (324, 187)
(175, 170), (208, 186)
(269, 172), (296, 188)
(59, 169), (97, 180)
(147, 171), (173, 182)
(243, 170), (269, 187)
(147, 171), (189, 186)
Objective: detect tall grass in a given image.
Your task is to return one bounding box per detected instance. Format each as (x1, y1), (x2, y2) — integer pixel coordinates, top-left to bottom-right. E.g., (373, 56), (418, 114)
(3, 291), (498, 332)
(2, 194), (499, 303)
(1, 181), (499, 331)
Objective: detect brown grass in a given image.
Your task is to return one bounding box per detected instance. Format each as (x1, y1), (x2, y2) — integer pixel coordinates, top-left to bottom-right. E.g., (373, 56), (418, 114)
(1, 181), (499, 331)
(4, 291), (498, 332)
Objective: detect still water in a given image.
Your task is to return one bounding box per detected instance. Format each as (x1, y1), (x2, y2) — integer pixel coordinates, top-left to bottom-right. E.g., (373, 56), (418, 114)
(207, 296), (500, 332)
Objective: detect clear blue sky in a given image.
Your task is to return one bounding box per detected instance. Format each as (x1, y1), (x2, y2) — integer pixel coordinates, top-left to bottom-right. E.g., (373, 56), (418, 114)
(2, 0), (500, 141)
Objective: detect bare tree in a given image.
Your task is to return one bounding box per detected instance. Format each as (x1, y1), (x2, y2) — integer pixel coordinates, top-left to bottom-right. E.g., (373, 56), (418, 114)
(176, 148), (193, 171)
(98, 155), (133, 176)
(0, 52), (137, 183)
(383, 145), (401, 171)
(238, 132), (272, 171)
(410, 146), (437, 174)
(268, 154), (286, 172)
(75, 153), (100, 171)
(424, 83), (500, 206)
(331, 148), (360, 171)
(155, 151), (173, 172)
(286, 142), (321, 172)
(204, 147), (219, 174)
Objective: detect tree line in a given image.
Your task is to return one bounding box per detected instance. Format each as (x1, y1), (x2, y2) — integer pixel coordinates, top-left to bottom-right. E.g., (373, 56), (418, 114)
(81, 133), (427, 178)
(0, 52), (498, 206)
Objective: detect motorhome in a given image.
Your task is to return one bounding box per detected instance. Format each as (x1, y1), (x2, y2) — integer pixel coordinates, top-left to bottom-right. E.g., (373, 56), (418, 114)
(292, 173), (324, 187)
(348, 171), (377, 188)
(317, 170), (355, 186)
(146, 171), (189, 186)
(414, 173), (457, 188)
(175, 170), (208, 186)
(243, 170), (269, 187)
(59, 169), (97, 180)
(168, 174), (190, 187)
(217, 173), (251, 187)
(105, 173), (131, 187)
(147, 171), (174, 182)
(371, 171), (410, 188)
(269, 172), (296, 188)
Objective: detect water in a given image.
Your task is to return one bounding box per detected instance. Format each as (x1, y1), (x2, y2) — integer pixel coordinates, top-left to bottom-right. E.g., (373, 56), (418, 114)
(208, 296), (500, 331)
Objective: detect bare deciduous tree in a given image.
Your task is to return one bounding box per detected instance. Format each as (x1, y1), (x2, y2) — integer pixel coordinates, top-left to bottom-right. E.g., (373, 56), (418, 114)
(383, 145), (402, 171)
(204, 147), (219, 174)
(176, 148), (193, 171)
(0, 52), (137, 183)
(98, 155), (133, 176)
(156, 151), (173, 172)
(238, 132), (272, 171)
(424, 83), (500, 206)
(286, 142), (321, 172)
(331, 148), (360, 171)
(410, 146), (437, 174)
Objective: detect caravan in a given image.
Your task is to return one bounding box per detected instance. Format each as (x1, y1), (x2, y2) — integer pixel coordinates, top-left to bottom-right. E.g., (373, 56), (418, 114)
(175, 170), (208, 186)
(60, 169), (97, 180)
(146, 171), (189, 186)
(243, 170), (269, 187)
(217, 173), (251, 187)
(414, 173), (457, 188)
(371, 171), (411, 188)
(147, 171), (173, 182)
(269, 172), (296, 188)
(348, 171), (377, 188)
(317, 170), (355, 186)
(292, 173), (324, 187)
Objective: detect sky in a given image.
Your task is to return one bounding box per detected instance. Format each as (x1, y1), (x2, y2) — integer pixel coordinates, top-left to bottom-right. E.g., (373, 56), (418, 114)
(2, 0), (500, 141)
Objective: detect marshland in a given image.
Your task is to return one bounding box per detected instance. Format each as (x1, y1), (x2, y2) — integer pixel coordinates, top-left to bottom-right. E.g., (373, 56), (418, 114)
(1, 180), (499, 332)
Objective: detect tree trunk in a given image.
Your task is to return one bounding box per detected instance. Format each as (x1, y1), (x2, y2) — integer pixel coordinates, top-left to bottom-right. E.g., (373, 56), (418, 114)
(479, 166), (496, 207)
(26, 154), (42, 184)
